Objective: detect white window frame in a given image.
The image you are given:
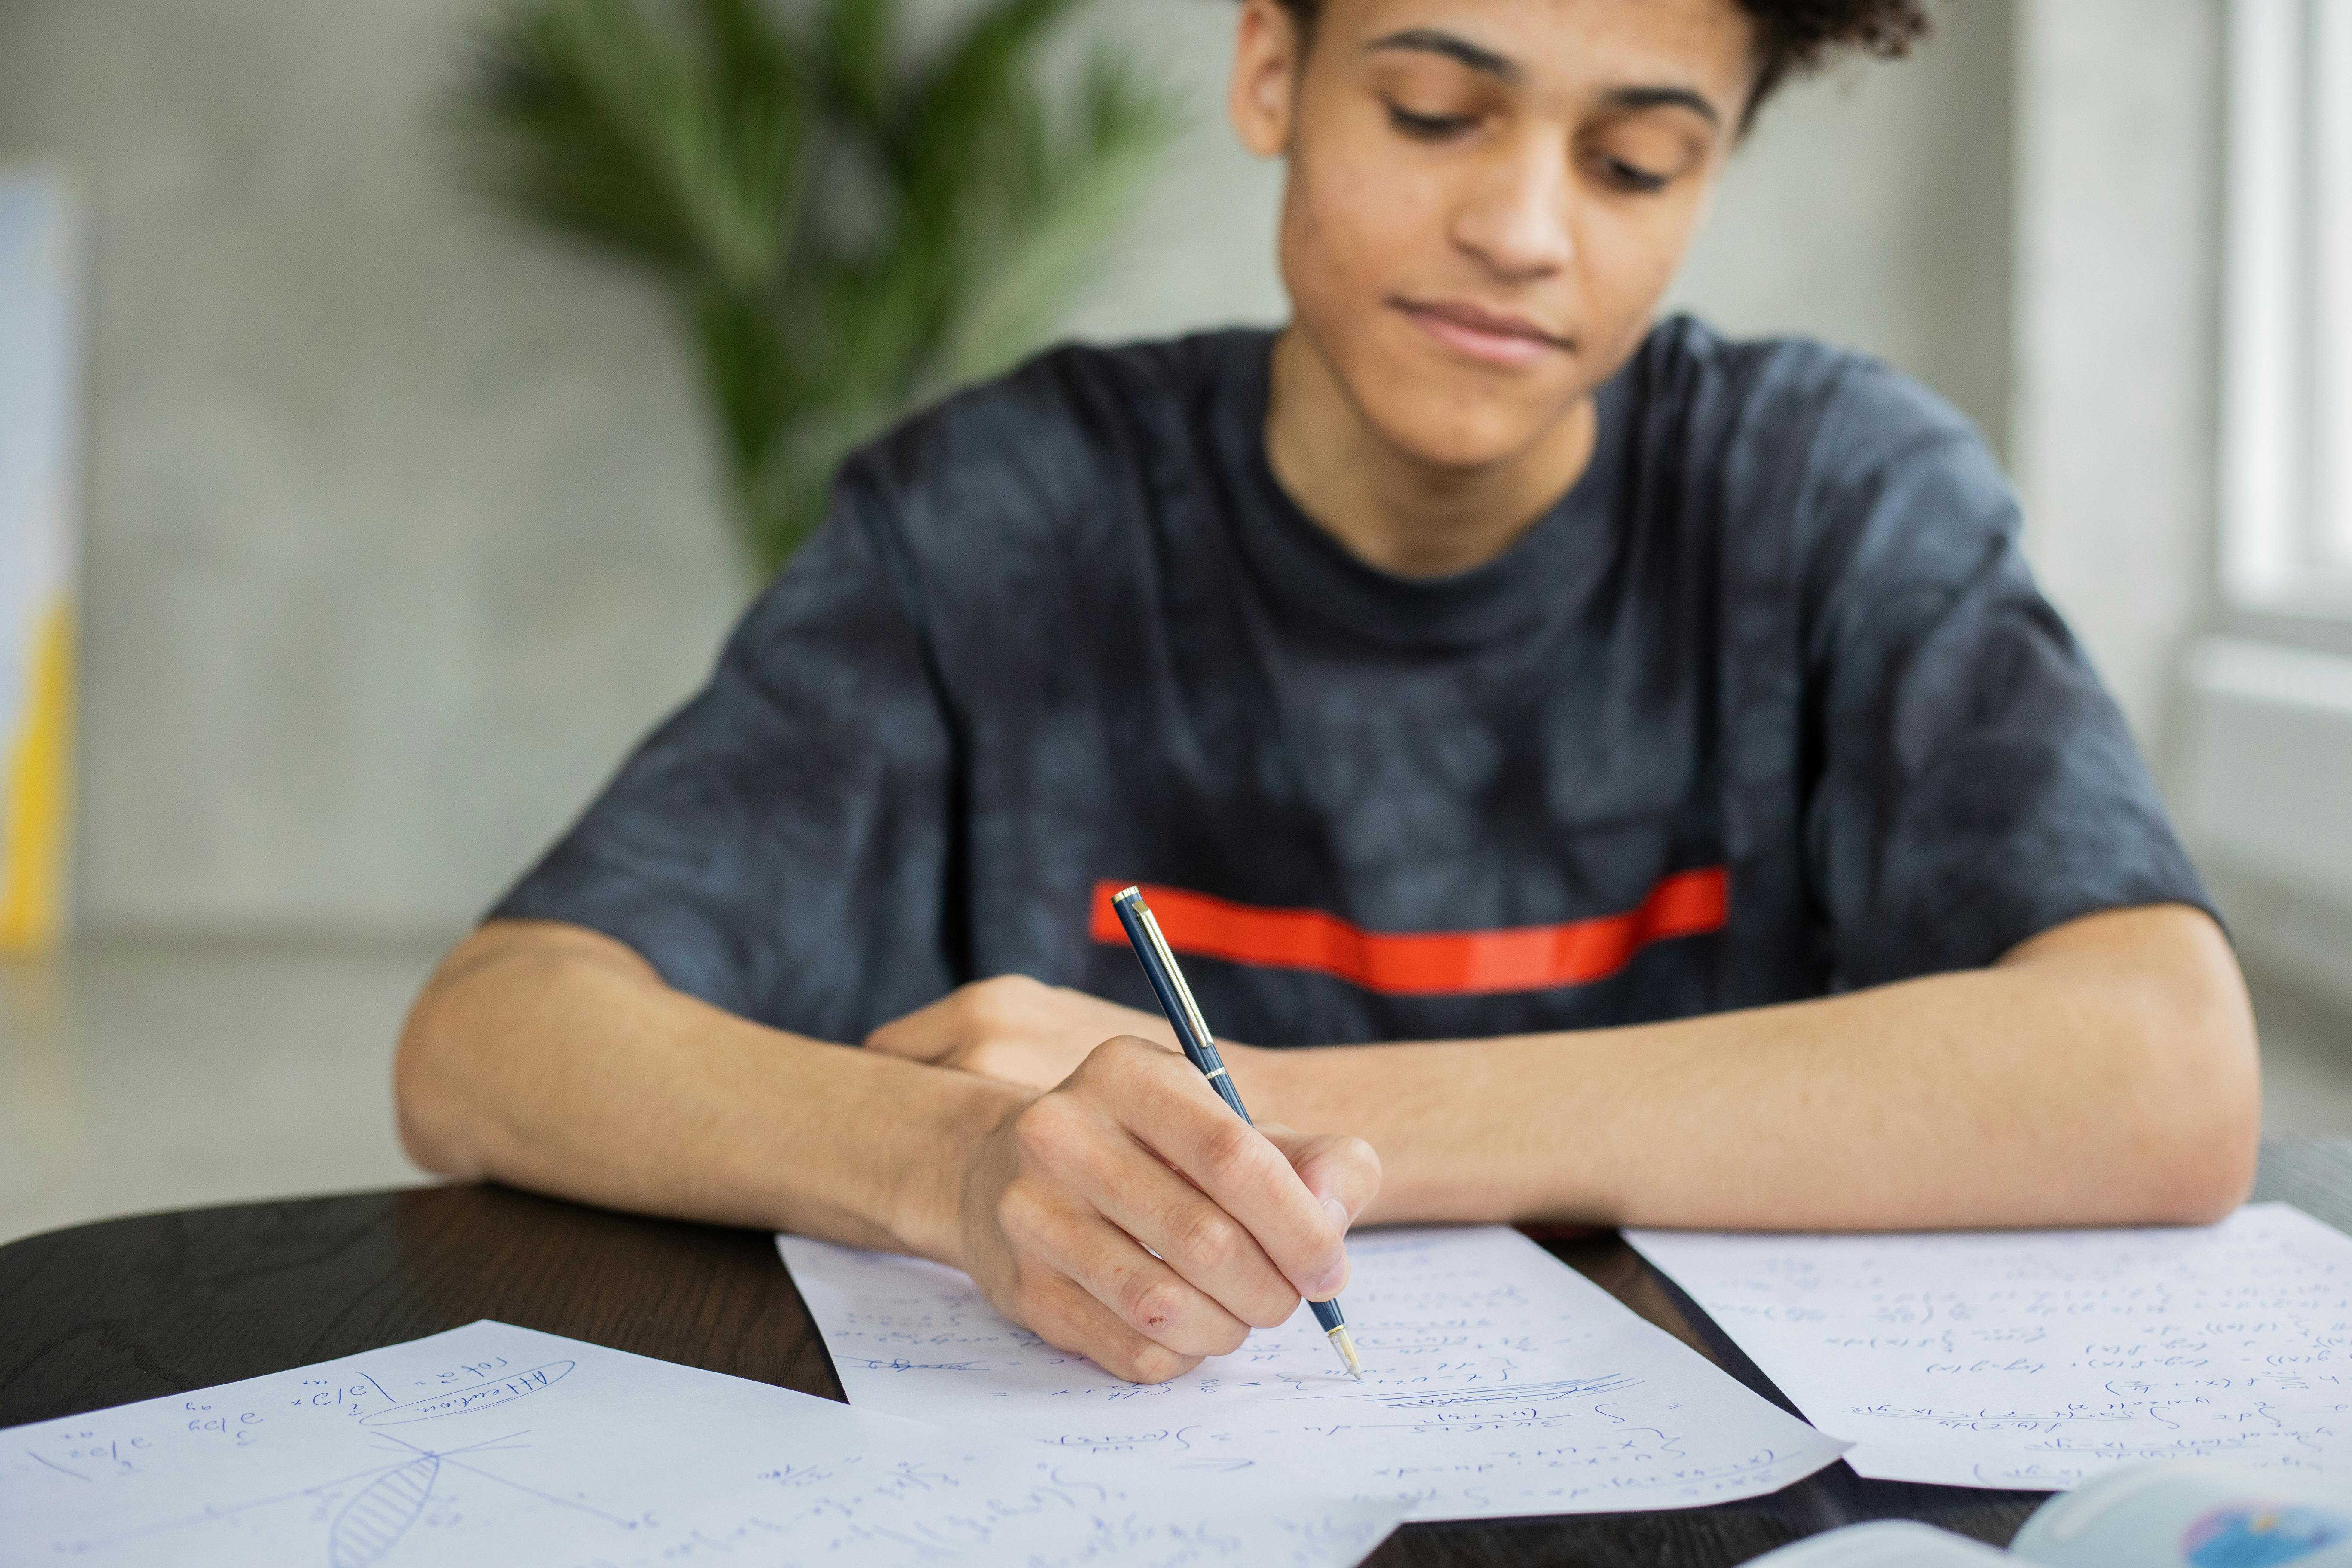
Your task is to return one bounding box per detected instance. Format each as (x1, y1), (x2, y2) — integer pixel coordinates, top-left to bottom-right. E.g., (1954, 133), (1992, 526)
(2222, 0), (2352, 617)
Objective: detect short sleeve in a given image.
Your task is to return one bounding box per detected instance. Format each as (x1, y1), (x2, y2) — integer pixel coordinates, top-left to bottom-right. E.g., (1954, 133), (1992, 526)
(490, 484), (958, 1041)
(1801, 382), (2213, 987)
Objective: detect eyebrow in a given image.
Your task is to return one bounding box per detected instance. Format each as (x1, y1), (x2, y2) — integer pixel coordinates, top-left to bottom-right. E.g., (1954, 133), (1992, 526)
(1365, 28), (1519, 83)
(1605, 84), (1723, 126)
(1362, 29), (1725, 127)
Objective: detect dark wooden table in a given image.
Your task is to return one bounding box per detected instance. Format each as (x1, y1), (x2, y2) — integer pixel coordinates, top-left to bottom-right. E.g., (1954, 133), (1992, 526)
(6, 1139), (2346, 1566)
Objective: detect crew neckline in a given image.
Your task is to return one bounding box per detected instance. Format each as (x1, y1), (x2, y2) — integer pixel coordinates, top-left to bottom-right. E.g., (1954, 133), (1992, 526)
(1215, 331), (1628, 651)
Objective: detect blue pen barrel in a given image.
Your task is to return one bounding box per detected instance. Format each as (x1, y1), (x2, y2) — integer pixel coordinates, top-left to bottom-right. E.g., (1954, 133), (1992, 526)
(1111, 895), (1255, 1119)
(1111, 886), (1360, 1366)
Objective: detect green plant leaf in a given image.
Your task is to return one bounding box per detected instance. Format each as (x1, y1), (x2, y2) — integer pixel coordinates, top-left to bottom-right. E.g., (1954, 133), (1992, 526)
(458, 0), (1176, 584)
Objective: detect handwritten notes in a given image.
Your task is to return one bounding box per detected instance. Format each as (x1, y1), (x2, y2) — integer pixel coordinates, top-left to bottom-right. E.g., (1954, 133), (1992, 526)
(778, 1224), (1847, 1520)
(1626, 1203), (2352, 1490)
(0, 1320), (1404, 1567)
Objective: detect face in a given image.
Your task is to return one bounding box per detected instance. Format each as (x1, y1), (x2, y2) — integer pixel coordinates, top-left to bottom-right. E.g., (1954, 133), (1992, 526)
(1231, 0), (1755, 472)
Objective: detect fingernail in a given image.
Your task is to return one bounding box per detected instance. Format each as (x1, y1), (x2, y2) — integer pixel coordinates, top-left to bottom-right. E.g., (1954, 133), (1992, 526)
(1307, 1199), (1352, 1298)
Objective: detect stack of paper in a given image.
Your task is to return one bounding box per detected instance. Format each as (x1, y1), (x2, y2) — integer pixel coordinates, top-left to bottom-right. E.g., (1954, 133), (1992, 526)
(0, 1320), (1403, 1567)
(779, 1223), (1850, 1520)
(27, 1200), (2339, 1562)
(1627, 1202), (2352, 1489)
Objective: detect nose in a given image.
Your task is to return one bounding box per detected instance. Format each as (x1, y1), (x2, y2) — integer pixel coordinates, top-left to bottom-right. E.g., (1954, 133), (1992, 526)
(1448, 132), (1574, 281)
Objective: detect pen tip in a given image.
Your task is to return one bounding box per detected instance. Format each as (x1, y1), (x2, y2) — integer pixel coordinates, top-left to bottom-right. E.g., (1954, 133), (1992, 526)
(1327, 1322), (1365, 1381)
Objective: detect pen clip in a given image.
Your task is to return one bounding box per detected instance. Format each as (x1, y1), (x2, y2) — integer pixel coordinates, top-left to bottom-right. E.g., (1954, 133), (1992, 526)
(1134, 904), (1217, 1057)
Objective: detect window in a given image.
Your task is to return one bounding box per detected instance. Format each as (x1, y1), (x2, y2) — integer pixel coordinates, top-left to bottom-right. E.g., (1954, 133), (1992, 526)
(2224, 0), (2352, 609)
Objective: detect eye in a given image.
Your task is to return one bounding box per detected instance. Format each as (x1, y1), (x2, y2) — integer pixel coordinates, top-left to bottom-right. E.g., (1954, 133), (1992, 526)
(1596, 154), (1669, 194)
(1387, 103), (1476, 141)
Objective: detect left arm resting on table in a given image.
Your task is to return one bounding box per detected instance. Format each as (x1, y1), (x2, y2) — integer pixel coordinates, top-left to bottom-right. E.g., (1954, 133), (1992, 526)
(867, 903), (2260, 1232)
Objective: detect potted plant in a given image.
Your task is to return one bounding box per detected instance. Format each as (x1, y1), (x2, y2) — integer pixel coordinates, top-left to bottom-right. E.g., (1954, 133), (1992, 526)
(461, 0), (1175, 578)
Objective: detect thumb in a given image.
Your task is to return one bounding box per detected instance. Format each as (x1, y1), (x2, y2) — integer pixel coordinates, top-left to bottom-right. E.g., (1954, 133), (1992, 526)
(1258, 1123), (1381, 1235)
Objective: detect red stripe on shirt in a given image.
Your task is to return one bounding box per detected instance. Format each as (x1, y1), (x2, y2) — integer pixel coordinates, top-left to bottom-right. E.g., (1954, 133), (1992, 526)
(1087, 869), (1729, 997)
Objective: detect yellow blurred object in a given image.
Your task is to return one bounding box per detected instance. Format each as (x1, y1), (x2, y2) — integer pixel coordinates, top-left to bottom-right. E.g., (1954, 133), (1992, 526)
(0, 596), (73, 950)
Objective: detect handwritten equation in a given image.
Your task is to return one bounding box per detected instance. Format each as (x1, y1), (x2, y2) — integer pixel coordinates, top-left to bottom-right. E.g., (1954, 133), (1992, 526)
(777, 1224), (1848, 1520)
(1, 1320), (1403, 1567)
(1627, 1202), (2352, 1488)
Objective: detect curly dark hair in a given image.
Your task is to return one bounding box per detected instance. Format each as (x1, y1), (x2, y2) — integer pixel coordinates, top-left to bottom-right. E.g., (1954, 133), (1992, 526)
(1740, 0), (1931, 121)
(1254, 0), (1932, 129)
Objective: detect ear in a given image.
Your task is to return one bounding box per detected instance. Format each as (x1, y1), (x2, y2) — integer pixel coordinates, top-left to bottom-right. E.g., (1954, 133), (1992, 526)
(1227, 0), (1302, 159)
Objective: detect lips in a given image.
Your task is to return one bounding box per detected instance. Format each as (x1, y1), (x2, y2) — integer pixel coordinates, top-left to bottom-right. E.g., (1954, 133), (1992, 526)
(1395, 299), (1574, 368)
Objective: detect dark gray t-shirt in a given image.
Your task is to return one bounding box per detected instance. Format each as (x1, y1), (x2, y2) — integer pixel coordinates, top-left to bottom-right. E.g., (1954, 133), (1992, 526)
(493, 320), (2208, 1046)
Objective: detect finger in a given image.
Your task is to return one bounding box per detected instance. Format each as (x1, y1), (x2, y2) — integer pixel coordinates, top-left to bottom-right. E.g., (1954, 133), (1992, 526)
(1259, 1125), (1382, 1232)
(1075, 997), (1185, 1053)
(1027, 1204), (1254, 1359)
(999, 1115), (1255, 1354)
(1087, 1142), (1308, 1326)
(957, 1037), (1088, 1092)
(862, 989), (968, 1060)
(1010, 1064), (1297, 1328)
(1025, 1109), (1298, 1335)
(1019, 1271), (1205, 1385)
(1085, 1040), (1351, 1303)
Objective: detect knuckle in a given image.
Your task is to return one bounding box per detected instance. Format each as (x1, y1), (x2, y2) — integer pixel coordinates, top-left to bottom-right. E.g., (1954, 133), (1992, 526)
(1099, 1034), (1157, 1072)
(1199, 1118), (1263, 1182)
(1241, 1281), (1301, 1329)
(1012, 1096), (1076, 1161)
(1210, 1318), (1250, 1357)
(994, 1179), (1051, 1244)
(1170, 1206), (1243, 1276)
(1121, 1276), (1185, 1332)
(1127, 1343), (1194, 1385)
(1010, 1110), (1055, 1164)
(974, 973), (1043, 1015)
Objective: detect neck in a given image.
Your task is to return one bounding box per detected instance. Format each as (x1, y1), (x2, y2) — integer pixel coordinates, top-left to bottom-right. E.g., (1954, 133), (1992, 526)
(1262, 328), (1598, 580)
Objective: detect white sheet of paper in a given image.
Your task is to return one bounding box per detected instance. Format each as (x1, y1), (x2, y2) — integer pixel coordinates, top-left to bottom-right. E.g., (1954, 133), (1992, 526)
(777, 1223), (1848, 1520)
(0, 1320), (1404, 1568)
(1626, 1203), (2352, 1490)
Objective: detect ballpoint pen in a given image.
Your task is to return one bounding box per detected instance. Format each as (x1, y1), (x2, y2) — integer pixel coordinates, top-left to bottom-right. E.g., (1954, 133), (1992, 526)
(1109, 885), (1366, 1381)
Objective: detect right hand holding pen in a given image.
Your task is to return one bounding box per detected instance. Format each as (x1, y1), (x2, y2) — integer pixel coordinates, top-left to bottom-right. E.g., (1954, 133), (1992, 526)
(952, 1035), (1379, 1384)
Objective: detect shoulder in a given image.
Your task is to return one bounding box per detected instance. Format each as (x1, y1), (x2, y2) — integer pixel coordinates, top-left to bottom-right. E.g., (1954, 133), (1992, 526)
(1629, 315), (1990, 486)
(838, 330), (1260, 540)
(1630, 318), (2022, 621)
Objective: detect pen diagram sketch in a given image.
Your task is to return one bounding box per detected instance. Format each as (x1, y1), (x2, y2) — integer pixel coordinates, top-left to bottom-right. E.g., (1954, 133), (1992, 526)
(1627, 1202), (2352, 1489)
(777, 1224), (1849, 1521)
(1, 1320), (1405, 1568)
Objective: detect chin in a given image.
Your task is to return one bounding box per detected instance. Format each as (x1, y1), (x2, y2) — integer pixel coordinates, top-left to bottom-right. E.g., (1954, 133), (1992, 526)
(1353, 376), (1568, 473)
(1331, 310), (1592, 472)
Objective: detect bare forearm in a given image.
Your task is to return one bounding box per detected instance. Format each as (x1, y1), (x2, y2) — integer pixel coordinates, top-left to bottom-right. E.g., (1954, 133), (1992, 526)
(1236, 907), (2259, 1231)
(395, 920), (1020, 1258)
(398, 921), (1377, 1387)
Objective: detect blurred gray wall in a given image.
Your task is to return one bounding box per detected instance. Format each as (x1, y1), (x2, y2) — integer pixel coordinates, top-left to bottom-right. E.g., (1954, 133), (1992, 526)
(0, 0), (2017, 939)
(0, 0), (742, 938)
(2009, 0), (2220, 748)
(1669, 0), (2014, 457)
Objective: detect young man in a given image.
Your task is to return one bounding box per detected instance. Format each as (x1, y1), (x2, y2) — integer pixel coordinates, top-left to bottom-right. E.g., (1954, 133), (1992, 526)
(397, 0), (2260, 1386)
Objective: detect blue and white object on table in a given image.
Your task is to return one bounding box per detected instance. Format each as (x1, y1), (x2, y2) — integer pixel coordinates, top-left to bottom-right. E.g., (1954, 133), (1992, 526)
(2012, 1462), (2352, 1568)
(1742, 1461), (2352, 1566)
